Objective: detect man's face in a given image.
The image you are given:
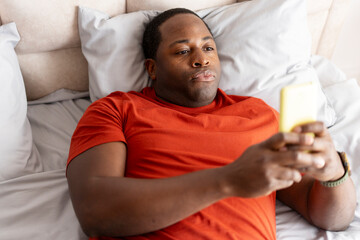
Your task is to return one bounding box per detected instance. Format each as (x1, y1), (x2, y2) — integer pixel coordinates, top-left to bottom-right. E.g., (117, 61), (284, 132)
(146, 13), (221, 108)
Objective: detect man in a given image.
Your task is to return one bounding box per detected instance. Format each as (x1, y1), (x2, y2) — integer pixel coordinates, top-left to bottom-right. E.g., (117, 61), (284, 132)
(67, 8), (356, 239)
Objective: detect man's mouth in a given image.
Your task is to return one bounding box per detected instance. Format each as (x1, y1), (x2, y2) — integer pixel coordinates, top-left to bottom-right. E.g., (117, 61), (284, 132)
(191, 70), (216, 82)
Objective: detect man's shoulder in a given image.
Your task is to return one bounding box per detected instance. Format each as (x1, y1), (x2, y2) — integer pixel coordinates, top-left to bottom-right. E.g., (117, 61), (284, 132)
(86, 88), (155, 114)
(219, 89), (270, 106)
(219, 89), (279, 118)
(93, 88), (149, 104)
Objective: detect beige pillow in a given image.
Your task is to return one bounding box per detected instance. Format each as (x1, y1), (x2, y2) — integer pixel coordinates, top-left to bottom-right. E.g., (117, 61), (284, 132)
(0, 0), (126, 100)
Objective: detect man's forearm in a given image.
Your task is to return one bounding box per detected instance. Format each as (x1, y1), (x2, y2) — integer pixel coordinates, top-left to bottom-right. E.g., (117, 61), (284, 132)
(307, 178), (356, 231)
(71, 167), (228, 237)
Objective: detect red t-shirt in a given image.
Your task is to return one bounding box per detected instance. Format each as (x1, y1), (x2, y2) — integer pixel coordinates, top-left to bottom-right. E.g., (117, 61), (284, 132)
(68, 87), (279, 240)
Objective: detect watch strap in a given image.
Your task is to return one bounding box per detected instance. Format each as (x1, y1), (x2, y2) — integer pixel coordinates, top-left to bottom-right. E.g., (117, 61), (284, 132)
(320, 152), (350, 188)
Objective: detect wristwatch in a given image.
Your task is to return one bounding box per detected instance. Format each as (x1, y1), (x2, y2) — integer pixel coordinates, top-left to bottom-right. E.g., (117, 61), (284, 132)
(320, 152), (351, 188)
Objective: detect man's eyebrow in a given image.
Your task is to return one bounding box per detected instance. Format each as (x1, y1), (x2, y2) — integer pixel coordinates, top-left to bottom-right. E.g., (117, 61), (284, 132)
(202, 36), (213, 41)
(168, 36), (214, 48)
(169, 39), (189, 48)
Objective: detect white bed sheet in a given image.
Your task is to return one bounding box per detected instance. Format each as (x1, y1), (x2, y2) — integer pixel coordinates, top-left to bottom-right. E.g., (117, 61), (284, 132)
(0, 98), (90, 240)
(0, 58), (360, 240)
(27, 98), (90, 172)
(0, 169), (87, 240)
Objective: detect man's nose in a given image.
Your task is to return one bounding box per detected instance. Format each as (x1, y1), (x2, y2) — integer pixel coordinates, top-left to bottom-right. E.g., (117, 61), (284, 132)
(191, 50), (210, 67)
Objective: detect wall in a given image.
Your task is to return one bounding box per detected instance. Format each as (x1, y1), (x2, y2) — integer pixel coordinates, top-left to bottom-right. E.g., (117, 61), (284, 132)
(331, 0), (360, 83)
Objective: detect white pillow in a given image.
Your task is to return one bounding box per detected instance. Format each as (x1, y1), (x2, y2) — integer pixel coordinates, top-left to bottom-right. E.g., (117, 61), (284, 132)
(0, 23), (41, 180)
(79, 0), (336, 126)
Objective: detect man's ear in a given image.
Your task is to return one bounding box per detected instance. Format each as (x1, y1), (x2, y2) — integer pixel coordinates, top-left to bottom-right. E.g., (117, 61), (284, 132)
(145, 59), (157, 81)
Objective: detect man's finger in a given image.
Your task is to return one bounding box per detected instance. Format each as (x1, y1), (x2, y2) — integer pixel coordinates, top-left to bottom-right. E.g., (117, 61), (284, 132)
(273, 151), (325, 169)
(274, 151), (312, 168)
(275, 167), (302, 183)
(292, 121), (327, 137)
(271, 179), (296, 192)
(263, 132), (314, 150)
(286, 137), (327, 152)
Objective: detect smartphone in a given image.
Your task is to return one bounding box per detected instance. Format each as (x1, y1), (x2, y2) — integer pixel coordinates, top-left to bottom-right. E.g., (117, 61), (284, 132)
(279, 82), (317, 132)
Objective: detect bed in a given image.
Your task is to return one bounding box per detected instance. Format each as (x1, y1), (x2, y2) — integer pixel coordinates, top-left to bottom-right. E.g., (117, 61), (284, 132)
(0, 0), (359, 239)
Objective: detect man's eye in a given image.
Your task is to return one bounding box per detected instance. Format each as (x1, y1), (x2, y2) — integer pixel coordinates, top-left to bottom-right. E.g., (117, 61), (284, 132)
(205, 47), (214, 51)
(176, 50), (189, 55)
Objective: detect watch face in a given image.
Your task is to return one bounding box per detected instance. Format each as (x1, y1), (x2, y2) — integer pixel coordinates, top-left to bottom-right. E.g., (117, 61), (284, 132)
(341, 152), (351, 176)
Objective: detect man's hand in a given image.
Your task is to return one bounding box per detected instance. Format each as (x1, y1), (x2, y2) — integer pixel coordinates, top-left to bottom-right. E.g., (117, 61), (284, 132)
(275, 121), (356, 231)
(221, 123), (328, 198)
(219, 126), (317, 198)
(287, 121), (345, 182)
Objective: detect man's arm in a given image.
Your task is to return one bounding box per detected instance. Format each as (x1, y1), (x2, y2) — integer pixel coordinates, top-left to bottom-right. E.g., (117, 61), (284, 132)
(67, 133), (316, 238)
(67, 141), (228, 237)
(277, 122), (356, 231)
(277, 174), (356, 231)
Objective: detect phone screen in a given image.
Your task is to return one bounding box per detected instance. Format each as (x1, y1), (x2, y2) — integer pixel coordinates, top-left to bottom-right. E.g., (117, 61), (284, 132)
(279, 82), (317, 132)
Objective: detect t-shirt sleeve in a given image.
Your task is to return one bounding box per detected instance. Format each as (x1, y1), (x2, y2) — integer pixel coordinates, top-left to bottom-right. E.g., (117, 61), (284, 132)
(67, 97), (126, 168)
(270, 106), (280, 126)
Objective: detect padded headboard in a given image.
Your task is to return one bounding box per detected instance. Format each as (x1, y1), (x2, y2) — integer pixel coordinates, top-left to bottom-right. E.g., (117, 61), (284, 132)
(0, 0), (351, 100)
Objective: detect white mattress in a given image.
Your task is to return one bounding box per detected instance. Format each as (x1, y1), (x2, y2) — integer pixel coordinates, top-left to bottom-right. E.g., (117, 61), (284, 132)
(1, 57), (360, 240)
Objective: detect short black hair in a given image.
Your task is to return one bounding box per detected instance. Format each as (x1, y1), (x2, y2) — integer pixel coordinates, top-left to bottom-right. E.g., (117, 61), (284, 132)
(142, 8), (213, 60)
